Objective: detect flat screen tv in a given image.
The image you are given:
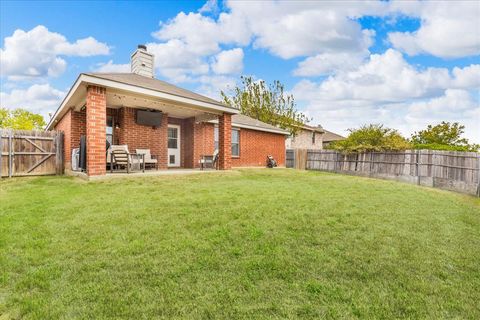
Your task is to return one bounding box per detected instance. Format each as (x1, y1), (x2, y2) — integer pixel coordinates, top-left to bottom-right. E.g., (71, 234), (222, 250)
(136, 110), (163, 127)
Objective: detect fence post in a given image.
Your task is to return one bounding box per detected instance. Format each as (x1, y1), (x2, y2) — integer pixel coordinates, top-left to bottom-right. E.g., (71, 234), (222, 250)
(8, 129), (13, 178)
(476, 154), (480, 197)
(415, 150), (421, 185)
(55, 132), (64, 175)
(0, 129), (2, 178)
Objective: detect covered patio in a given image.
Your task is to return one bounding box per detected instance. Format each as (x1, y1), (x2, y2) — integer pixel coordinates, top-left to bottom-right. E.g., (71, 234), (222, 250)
(48, 73), (238, 177)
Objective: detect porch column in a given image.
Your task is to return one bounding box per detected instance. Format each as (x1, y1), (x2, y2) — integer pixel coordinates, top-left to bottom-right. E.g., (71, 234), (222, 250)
(218, 113), (232, 170)
(86, 85), (107, 176)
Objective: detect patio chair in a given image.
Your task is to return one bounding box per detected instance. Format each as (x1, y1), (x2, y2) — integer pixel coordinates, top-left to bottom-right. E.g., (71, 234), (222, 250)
(136, 149), (158, 170)
(200, 149), (218, 170)
(108, 145), (145, 173)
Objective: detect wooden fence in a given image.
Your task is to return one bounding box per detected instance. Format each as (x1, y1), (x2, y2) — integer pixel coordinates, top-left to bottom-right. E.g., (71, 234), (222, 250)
(286, 149), (308, 170)
(287, 149), (480, 196)
(1, 129), (64, 178)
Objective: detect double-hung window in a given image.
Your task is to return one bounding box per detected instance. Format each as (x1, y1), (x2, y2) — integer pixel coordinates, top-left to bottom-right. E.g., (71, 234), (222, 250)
(213, 126), (240, 157)
(231, 129), (240, 157)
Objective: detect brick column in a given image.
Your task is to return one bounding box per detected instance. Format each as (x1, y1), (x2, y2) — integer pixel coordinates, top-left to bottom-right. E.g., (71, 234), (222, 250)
(157, 114), (169, 169)
(86, 86), (107, 176)
(218, 113), (232, 170)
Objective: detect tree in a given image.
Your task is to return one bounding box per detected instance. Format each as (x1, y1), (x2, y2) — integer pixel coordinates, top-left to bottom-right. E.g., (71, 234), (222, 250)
(328, 124), (411, 153)
(221, 76), (310, 135)
(0, 107), (46, 130)
(411, 122), (479, 152)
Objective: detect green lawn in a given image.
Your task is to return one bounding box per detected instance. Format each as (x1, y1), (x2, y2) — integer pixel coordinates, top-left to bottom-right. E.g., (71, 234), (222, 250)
(1, 169), (479, 319)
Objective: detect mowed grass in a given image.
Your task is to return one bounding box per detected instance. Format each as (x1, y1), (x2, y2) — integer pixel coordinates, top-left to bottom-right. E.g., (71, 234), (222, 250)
(0, 169), (479, 319)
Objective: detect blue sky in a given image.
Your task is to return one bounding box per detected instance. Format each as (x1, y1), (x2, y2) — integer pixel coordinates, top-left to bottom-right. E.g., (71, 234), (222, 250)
(1, 0), (479, 142)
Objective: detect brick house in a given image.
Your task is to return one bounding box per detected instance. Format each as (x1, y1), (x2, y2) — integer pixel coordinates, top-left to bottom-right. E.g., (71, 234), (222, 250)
(46, 45), (288, 177)
(285, 125), (325, 150)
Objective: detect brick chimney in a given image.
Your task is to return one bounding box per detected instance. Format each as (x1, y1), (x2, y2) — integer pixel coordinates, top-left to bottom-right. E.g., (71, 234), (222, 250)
(131, 44), (155, 78)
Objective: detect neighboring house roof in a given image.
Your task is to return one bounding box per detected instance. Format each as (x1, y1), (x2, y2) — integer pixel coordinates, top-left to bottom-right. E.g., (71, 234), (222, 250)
(322, 130), (345, 142)
(84, 73), (227, 108)
(300, 124), (324, 133)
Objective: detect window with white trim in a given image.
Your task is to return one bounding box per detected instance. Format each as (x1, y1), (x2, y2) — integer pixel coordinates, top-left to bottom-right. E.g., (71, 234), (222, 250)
(231, 128), (240, 156)
(213, 126), (240, 157)
(214, 125), (219, 150)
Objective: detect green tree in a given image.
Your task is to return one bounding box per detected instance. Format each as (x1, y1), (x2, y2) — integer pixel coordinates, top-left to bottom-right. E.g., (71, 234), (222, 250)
(0, 107), (46, 130)
(329, 124), (411, 153)
(221, 76), (310, 135)
(411, 122), (479, 152)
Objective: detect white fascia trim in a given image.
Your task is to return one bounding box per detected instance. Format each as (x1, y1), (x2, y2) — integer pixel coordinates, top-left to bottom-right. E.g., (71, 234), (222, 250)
(234, 123), (289, 135)
(46, 73), (239, 130)
(209, 119), (289, 135)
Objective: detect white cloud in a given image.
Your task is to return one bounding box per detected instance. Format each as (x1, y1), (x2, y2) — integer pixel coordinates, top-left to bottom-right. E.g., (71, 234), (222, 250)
(293, 52), (367, 76)
(195, 75), (237, 100)
(405, 89), (480, 141)
(0, 84), (65, 118)
(0, 25), (110, 80)
(293, 49), (456, 104)
(199, 0), (219, 14)
(407, 89), (477, 118)
(232, 2), (377, 59)
(148, 1), (390, 82)
(94, 60), (130, 73)
(211, 48), (243, 74)
(292, 49), (480, 142)
(147, 40), (210, 82)
(388, 1), (480, 58)
(153, 11), (248, 56)
(451, 64), (480, 89)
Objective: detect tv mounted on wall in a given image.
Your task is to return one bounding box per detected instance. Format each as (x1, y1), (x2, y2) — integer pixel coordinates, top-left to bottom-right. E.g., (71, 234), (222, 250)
(136, 110), (163, 127)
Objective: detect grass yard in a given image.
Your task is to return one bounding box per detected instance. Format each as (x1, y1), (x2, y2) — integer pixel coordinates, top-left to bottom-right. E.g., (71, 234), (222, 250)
(1, 169), (479, 319)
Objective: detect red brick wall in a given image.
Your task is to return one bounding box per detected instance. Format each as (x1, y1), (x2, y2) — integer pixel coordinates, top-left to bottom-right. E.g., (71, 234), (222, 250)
(231, 128), (286, 167)
(86, 86), (107, 176)
(181, 118), (215, 168)
(54, 109), (72, 167)
(54, 109), (86, 170)
(118, 107), (168, 169)
(71, 110), (86, 153)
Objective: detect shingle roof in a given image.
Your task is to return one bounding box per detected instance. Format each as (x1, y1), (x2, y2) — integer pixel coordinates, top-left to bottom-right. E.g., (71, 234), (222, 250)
(83, 72), (229, 108)
(322, 130), (345, 142)
(83, 73), (288, 135)
(231, 114), (289, 134)
(301, 124), (324, 133)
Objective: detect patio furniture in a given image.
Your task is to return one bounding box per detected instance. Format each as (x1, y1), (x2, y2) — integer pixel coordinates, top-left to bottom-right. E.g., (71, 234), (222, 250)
(108, 145), (145, 173)
(136, 149), (158, 170)
(200, 149), (218, 170)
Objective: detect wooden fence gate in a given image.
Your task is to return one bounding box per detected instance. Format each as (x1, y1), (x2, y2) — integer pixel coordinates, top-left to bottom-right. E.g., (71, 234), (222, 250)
(1, 129), (64, 177)
(286, 149), (308, 170)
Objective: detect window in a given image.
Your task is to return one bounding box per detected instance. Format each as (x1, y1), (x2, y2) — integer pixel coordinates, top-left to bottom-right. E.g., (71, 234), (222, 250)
(312, 132), (316, 145)
(231, 129), (240, 157)
(168, 127), (178, 149)
(214, 125), (219, 150)
(106, 116), (113, 145)
(213, 126), (240, 157)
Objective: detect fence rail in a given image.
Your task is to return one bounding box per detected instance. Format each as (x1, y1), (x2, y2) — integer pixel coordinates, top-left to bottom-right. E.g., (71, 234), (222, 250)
(287, 149), (480, 196)
(1, 129), (64, 178)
